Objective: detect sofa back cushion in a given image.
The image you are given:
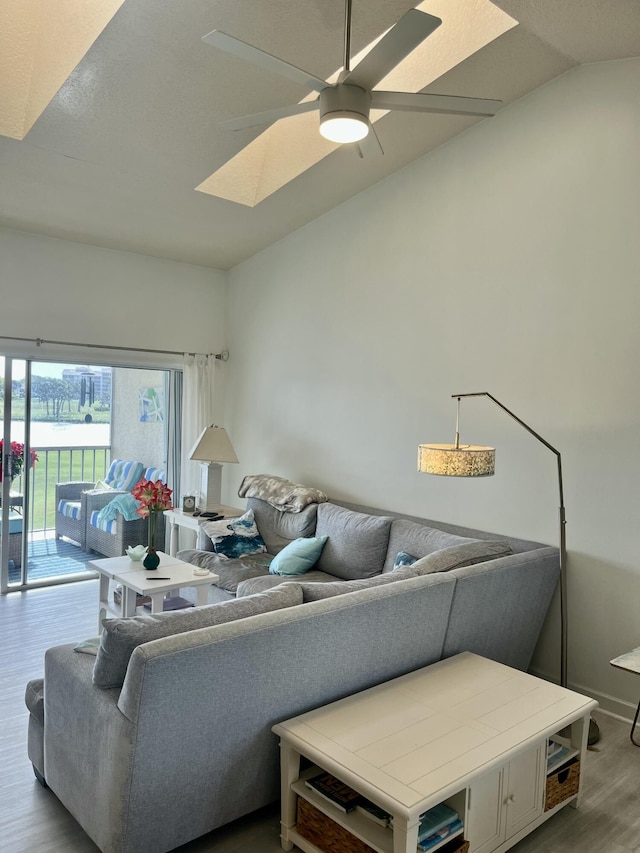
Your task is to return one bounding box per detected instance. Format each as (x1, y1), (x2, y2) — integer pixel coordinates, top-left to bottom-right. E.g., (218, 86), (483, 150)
(104, 459), (145, 491)
(383, 518), (509, 573)
(410, 540), (512, 574)
(314, 503), (393, 580)
(298, 565), (417, 601)
(246, 497), (318, 554)
(93, 582), (303, 689)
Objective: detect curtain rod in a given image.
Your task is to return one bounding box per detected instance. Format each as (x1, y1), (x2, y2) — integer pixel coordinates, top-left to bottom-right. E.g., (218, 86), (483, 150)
(0, 334), (229, 361)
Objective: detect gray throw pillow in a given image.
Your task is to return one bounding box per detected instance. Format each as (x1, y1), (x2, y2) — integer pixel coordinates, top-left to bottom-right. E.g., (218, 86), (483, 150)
(411, 540), (512, 574)
(315, 503), (393, 580)
(93, 582), (303, 689)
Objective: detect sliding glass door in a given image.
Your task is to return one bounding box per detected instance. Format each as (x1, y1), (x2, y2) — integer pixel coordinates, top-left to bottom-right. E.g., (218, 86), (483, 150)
(1, 356), (174, 592)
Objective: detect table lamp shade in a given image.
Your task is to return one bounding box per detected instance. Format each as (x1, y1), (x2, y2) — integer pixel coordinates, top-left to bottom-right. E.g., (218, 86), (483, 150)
(188, 426), (238, 464)
(418, 443), (495, 477)
(188, 426), (238, 511)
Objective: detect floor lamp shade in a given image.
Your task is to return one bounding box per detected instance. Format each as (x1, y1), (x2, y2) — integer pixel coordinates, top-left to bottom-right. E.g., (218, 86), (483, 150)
(188, 425), (238, 511)
(418, 443), (495, 477)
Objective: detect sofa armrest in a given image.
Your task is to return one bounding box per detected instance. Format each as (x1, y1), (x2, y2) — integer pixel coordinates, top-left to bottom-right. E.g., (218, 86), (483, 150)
(43, 644), (135, 852)
(55, 481), (94, 503)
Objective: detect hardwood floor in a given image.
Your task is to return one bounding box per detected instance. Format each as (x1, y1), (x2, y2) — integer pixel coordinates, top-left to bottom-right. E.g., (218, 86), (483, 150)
(0, 580), (638, 853)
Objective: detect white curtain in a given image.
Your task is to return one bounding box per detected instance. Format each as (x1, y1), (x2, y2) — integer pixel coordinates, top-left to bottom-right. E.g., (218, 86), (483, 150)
(181, 353), (216, 499)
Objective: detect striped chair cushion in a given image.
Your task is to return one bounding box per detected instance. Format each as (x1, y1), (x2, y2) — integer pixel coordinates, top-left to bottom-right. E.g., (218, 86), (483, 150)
(105, 460), (145, 491)
(58, 500), (81, 520)
(143, 466), (166, 483)
(90, 510), (117, 534)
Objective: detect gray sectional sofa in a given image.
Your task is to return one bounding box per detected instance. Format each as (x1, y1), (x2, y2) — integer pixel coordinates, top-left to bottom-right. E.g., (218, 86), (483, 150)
(25, 496), (560, 853)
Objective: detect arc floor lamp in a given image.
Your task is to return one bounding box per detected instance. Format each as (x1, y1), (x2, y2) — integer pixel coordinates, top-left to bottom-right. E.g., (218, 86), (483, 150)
(418, 392), (599, 744)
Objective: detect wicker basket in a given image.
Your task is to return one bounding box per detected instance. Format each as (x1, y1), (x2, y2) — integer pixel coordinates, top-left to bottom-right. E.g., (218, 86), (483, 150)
(296, 798), (376, 853)
(545, 758), (580, 811)
(296, 798), (470, 853)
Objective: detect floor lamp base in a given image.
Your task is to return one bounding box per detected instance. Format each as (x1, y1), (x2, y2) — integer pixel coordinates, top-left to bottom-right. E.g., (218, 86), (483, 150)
(588, 717), (600, 746)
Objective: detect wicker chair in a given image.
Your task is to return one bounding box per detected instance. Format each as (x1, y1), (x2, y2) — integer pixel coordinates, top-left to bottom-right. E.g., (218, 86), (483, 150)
(85, 466), (166, 559)
(54, 481), (95, 548)
(55, 460), (145, 550)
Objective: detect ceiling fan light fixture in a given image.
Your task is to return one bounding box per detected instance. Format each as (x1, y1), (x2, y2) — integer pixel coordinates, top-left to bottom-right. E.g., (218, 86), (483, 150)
(320, 112), (369, 143)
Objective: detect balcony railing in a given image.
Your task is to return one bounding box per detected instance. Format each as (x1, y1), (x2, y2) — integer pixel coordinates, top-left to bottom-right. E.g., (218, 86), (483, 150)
(13, 446), (111, 534)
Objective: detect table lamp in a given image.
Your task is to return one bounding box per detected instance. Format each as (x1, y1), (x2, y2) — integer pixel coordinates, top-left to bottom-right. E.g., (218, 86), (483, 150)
(188, 425), (238, 511)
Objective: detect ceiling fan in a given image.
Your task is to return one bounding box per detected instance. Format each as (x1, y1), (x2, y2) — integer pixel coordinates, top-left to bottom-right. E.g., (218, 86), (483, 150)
(202, 1), (501, 157)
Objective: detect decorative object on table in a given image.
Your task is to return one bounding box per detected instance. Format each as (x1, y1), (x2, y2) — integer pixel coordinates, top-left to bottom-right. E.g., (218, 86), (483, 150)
(125, 545), (146, 561)
(182, 495), (196, 513)
(131, 477), (173, 569)
(188, 424), (238, 512)
(0, 439), (38, 482)
(418, 391), (598, 745)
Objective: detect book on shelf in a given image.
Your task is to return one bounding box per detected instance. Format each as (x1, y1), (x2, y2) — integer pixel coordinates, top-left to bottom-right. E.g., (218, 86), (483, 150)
(304, 772), (363, 813)
(355, 799), (392, 827)
(417, 803), (459, 841)
(547, 745), (573, 771)
(417, 818), (463, 851)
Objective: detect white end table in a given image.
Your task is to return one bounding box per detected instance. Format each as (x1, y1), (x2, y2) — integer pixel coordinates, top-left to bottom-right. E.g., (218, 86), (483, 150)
(90, 552), (219, 630)
(164, 506), (243, 557)
(610, 646), (640, 746)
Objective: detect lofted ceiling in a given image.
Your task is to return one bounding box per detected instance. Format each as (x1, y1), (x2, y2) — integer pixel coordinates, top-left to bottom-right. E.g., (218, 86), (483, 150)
(0, 0), (638, 271)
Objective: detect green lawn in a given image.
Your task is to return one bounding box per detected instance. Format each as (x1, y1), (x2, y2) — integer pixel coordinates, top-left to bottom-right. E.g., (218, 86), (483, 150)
(18, 448), (111, 531)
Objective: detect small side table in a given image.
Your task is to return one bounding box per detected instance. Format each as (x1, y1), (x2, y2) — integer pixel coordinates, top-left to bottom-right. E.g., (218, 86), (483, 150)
(164, 506), (243, 557)
(610, 647), (640, 746)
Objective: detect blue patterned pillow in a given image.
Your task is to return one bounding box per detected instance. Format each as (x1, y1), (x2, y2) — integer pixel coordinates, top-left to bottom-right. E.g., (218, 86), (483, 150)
(393, 550), (417, 570)
(202, 509), (267, 560)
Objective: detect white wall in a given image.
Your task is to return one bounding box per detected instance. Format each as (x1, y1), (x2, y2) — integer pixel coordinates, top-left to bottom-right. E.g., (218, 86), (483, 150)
(227, 58), (640, 718)
(0, 229), (228, 373)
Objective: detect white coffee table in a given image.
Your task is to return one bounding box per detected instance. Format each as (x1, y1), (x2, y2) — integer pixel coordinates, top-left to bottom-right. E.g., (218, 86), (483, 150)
(90, 552), (219, 630)
(273, 652), (597, 853)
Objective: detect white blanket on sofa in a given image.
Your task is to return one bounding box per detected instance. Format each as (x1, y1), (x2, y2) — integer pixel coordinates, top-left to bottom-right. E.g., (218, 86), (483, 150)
(238, 474), (328, 513)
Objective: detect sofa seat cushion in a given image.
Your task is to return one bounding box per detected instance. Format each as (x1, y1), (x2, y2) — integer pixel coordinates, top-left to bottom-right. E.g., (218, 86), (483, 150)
(93, 582), (303, 689)
(176, 549), (274, 593)
(89, 510), (117, 534)
(58, 500), (81, 520)
(411, 540), (512, 574)
(383, 518), (510, 572)
(314, 503), (393, 580)
(236, 569), (338, 598)
(298, 566), (418, 601)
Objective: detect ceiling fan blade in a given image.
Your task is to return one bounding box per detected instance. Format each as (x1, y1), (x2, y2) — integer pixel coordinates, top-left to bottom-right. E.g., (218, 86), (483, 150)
(220, 100), (319, 132)
(357, 122), (384, 158)
(346, 9), (442, 91)
(371, 90), (501, 117)
(202, 30), (329, 93)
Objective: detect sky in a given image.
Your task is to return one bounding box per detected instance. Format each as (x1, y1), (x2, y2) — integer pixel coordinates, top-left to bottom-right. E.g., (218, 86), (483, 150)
(0, 359), (105, 381)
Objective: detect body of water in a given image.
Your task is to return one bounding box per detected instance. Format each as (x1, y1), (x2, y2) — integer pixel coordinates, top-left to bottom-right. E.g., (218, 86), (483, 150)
(0, 421), (111, 448)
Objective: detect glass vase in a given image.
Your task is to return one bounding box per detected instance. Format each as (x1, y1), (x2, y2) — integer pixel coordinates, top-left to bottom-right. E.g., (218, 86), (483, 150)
(143, 511), (161, 570)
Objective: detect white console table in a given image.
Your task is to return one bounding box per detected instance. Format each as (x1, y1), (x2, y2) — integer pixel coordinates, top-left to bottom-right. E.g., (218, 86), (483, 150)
(163, 506), (243, 556)
(273, 652), (597, 853)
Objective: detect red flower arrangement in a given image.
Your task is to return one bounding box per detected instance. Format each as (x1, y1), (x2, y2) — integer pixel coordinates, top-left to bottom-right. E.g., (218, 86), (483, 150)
(131, 478), (173, 566)
(0, 440), (39, 483)
(131, 478), (173, 517)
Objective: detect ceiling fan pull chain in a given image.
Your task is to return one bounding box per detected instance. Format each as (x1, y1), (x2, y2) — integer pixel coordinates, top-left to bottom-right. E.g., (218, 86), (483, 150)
(343, 0), (353, 72)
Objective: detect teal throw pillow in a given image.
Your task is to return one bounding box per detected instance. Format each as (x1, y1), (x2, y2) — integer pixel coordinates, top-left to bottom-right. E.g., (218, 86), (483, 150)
(393, 550), (417, 570)
(269, 536), (329, 576)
